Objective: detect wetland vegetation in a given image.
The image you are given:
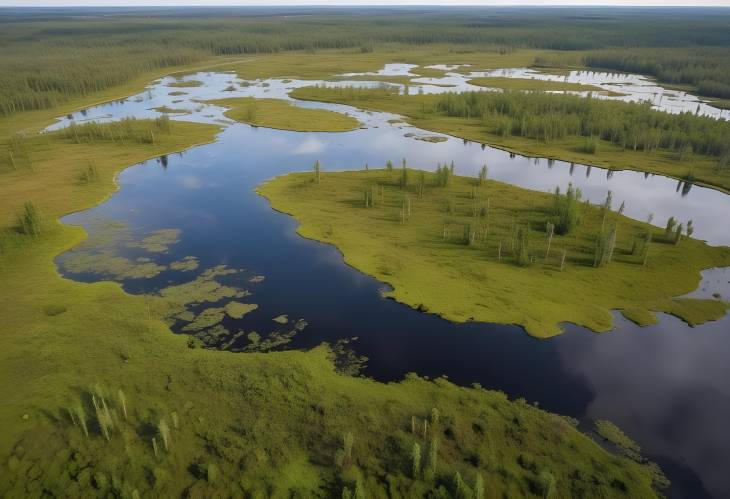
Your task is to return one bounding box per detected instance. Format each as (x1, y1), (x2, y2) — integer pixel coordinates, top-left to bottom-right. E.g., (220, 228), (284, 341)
(2, 5), (730, 498)
(259, 167), (730, 337)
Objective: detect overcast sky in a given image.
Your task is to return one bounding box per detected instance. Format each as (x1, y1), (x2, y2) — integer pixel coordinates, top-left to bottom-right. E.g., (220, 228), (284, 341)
(1, 0), (729, 6)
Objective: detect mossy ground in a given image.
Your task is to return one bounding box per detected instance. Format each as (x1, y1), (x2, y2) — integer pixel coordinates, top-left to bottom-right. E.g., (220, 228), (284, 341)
(209, 97), (360, 132)
(258, 169), (730, 337)
(289, 86), (730, 193)
(0, 48), (671, 497)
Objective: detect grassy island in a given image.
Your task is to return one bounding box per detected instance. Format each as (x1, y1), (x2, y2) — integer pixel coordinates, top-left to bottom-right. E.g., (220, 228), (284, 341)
(467, 77), (604, 93)
(258, 167), (730, 337)
(208, 97), (361, 132)
(289, 86), (730, 193)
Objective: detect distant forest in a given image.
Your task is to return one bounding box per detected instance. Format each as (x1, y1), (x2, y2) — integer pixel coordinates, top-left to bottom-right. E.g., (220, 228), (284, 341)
(1, 7), (730, 116)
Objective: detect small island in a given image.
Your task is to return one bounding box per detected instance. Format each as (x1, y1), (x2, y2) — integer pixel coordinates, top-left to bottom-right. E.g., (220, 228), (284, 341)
(208, 97), (361, 132)
(258, 166), (730, 337)
(467, 76), (604, 93)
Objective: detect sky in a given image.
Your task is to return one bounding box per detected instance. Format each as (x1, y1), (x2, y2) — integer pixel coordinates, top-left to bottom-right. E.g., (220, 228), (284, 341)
(1, 0), (729, 6)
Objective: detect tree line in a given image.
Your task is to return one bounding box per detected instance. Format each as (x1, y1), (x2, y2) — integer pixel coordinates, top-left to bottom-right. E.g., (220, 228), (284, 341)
(3, 8), (730, 118)
(433, 90), (730, 160)
(583, 47), (730, 100)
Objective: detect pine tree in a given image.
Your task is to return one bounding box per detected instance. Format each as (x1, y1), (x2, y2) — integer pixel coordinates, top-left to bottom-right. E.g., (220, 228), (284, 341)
(478, 163), (488, 186)
(674, 223), (684, 245)
(411, 442), (421, 478)
(343, 432), (354, 465)
(474, 473), (485, 499)
(515, 226), (530, 267)
(314, 160), (321, 184)
(428, 436), (439, 474)
(159, 418), (171, 451)
(545, 222), (555, 259)
(417, 170), (425, 199)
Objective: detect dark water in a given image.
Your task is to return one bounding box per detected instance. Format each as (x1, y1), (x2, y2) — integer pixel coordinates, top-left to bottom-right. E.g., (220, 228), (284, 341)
(55, 73), (730, 498)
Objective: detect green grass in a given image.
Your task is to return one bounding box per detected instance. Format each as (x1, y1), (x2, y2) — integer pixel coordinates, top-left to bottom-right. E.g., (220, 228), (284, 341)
(209, 97), (360, 132)
(258, 168), (730, 338)
(289, 86), (730, 194)
(467, 77), (604, 93)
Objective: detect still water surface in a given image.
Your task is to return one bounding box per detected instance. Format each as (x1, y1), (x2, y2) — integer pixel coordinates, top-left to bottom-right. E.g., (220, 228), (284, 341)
(54, 68), (730, 498)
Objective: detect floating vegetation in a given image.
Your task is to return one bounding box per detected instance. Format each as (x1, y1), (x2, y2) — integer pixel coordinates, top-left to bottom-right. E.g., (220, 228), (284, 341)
(328, 338), (369, 376)
(127, 228), (181, 253)
(60, 224), (186, 280)
(153, 265), (251, 326)
(241, 319), (308, 353)
(167, 80), (203, 88)
(62, 252), (166, 280)
(158, 265), (246, 303)
(224, 302), (258, 319)
(153, 106), (191, 114)
(414, 135), (448, 143)
(168, 91), (188, 96)
(272, 314), (288, 324)
(183, 307), (227, 331)
(192, 324), (236, 348)
(249, 275), (265, 283)
(169, 256), (199, 272)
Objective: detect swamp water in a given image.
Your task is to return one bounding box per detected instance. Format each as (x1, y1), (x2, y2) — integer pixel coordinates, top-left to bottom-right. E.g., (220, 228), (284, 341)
(54, 69), (730, 498)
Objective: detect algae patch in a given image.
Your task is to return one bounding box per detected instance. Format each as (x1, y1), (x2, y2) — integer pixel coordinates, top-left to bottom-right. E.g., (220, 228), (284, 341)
(170, 256), (199, 272)
(128, 228), (181, 253)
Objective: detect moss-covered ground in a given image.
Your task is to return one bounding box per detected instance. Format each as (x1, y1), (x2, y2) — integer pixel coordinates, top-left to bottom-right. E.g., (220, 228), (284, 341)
(258, 169), (730, 337)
